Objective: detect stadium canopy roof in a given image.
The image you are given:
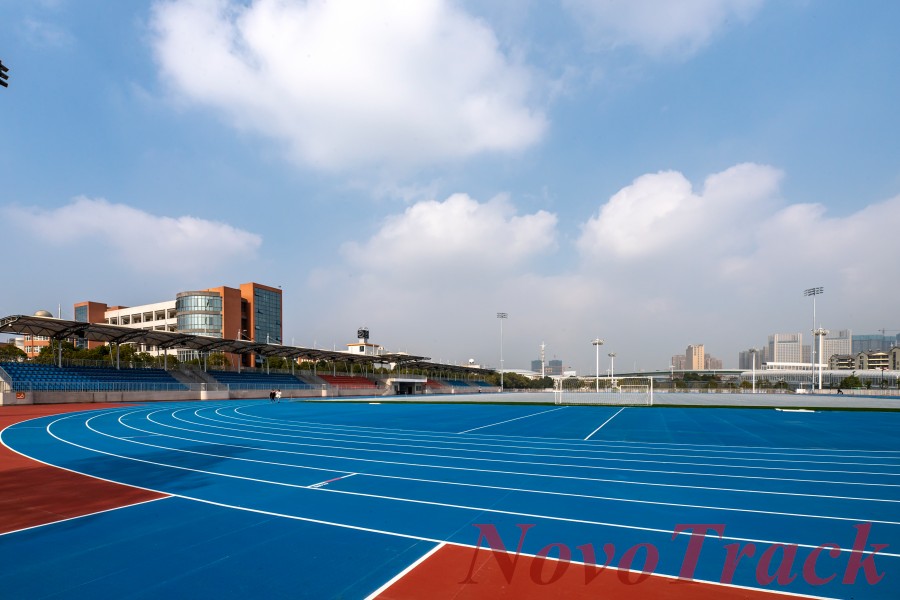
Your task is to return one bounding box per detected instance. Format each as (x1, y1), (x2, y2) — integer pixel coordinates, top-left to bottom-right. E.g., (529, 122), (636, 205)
(0, 314), (492, 373)
(405, 360), (494, 376)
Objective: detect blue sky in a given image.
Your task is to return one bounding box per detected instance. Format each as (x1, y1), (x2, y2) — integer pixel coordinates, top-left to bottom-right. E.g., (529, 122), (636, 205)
(1, 0), (899, 373)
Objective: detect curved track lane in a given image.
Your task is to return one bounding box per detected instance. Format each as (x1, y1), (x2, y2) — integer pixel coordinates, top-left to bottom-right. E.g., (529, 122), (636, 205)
(3, 401), (899, 599)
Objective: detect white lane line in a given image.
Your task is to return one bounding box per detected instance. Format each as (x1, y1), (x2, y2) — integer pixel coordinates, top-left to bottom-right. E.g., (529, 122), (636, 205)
(111, 409), (900, 506)
(0, 497), (169, 538)
(584, 408), (625, 441)
(308, 473), (356, 489)
(102, 412), (900, 525)
(2, 416), (846, 600)
(38, 412), (900, 559)
(362, 542), (445, 600)
(224, 406), (900, 461)
(149, 409), (900, 489)
(457, 407), (566, 434)
(182, 409), (900, 475)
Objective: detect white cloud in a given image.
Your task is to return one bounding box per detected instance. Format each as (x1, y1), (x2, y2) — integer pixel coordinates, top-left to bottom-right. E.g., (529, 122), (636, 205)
(563, 0), (764, 57)
(5, 197), (262, 271)
(150, 0), (547, 171)
(340, 193), (557, 273)
(578, 162), (783, 260)
(311, 168), (900, 375)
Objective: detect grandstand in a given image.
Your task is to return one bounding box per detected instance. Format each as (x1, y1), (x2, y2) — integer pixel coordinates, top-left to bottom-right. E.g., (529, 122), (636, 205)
(0, 313), (496, 403)
(205, 371), (314, 389)
(0, 362), (187, 391)
(317, 375), (378, 389)
(466, 380), (493, 388)
(442, 379), (473, 388)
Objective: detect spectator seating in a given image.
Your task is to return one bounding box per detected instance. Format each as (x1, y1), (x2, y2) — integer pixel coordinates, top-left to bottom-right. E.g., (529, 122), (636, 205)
(318, 375), (378, 388)
(0, 362), (187, 391)
(443, 379), (473, 387)
(207, 371), (313, 388)
(424, 379), (444, 388)
(467, 380), (493, 387)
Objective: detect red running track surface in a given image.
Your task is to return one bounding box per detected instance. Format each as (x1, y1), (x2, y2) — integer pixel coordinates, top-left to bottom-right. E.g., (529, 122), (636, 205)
(0, 404), (167, 535)
(375, 544), (798, 600)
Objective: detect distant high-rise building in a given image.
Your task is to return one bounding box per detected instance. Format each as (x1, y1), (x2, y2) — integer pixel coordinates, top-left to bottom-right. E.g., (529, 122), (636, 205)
(531, 359), (542, 373)
(802, 345), (811, 364)
(852, 334), (897, 354)
(546, 359), (564, 376)
(739, 348), (766, 369)
(685, 344), (704, 370)
(704, 354), (723, 370)
(768, 333), (802, 364)
(672, 354), (686, 369)
(821, 330), (851, 365)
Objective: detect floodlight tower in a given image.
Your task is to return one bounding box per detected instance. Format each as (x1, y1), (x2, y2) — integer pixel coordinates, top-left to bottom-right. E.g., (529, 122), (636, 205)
(608, 352), (617, 388)
(813, 328), (828, 391)
(804, 287), (823, 389)
(749, 348), (759, 393)
(497, 313), (507, 391)
(0, 60), (8, 88)
(540, 341), (546, 378)
(592, 339), (604, 392)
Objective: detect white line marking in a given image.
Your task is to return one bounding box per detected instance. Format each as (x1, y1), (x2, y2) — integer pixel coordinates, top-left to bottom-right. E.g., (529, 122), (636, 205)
(362, 542), (445, 600)
(8, 415), (844, 600)
(224, 406), (900, 460)
(457, 407), (566, 434)
(308, 473), (356, 489)
(585, 407), (625, 440)
(100, 413), (900, 526)
(145, 409), (900, 490)
(189, 409), (900, 473)
(34, 412), (900, 559)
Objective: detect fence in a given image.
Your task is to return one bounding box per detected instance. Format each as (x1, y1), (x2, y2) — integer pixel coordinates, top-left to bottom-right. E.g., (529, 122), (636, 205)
(0, 381), (229, 393)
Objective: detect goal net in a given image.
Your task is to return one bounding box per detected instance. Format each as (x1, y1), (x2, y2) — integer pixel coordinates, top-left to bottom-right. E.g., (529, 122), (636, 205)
(554, 377), (653, 406)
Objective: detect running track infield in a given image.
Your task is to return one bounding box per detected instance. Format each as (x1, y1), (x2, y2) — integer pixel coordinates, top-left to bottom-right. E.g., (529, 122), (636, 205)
(1, 400), (898, 599)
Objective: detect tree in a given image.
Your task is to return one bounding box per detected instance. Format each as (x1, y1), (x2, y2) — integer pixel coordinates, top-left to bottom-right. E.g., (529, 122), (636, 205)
(838, 375), (862, 389)
(207, 353), (228, 367)
(0, 344), (26, 358)
(739, 380), (752, 389)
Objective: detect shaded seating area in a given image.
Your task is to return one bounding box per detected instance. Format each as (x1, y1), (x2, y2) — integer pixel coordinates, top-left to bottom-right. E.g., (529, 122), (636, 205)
(425, 379), (444, 388)
(443, 379), (473, 387)
(318, 375), (378, 388)
(206, 371), (313, 388)
(467, 380), (493, 387)
(0, 362), (187, 391)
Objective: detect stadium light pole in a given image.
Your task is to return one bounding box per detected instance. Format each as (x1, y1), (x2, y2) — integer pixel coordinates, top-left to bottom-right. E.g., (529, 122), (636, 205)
(749, 348), (758, 393)
(608, 352), (617, 387)
(0, 60), (8, 88)
(592, 339), (604, 392)
(814, 328), (828, 391)
(497, 313), (507, 391)
(804, 287), (823, 389)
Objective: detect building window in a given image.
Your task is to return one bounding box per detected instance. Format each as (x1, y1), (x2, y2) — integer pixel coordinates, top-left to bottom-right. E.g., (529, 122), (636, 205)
(253, 288), (281, 344)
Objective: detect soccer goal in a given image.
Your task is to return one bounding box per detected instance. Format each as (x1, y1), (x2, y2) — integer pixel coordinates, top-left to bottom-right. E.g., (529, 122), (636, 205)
(554, 377), (653, 406)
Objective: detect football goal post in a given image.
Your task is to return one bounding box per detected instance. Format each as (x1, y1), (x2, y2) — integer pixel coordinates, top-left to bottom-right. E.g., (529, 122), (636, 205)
(554, 377), (653, 406)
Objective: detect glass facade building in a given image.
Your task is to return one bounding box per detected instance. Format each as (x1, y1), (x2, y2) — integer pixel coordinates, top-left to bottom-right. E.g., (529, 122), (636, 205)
(253, 286), (282, 364)
(74, 305), (88, 349)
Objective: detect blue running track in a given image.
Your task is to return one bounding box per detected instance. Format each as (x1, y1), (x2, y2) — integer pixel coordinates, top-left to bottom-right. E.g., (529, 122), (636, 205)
(2, 400), (898, 599)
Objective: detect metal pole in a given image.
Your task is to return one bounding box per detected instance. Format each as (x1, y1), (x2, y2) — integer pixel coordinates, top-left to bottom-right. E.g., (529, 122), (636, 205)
(116, 343), (120, 370)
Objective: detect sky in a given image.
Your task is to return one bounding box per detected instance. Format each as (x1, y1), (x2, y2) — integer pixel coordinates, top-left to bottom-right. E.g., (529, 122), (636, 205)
(1, 0), (899, 374)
